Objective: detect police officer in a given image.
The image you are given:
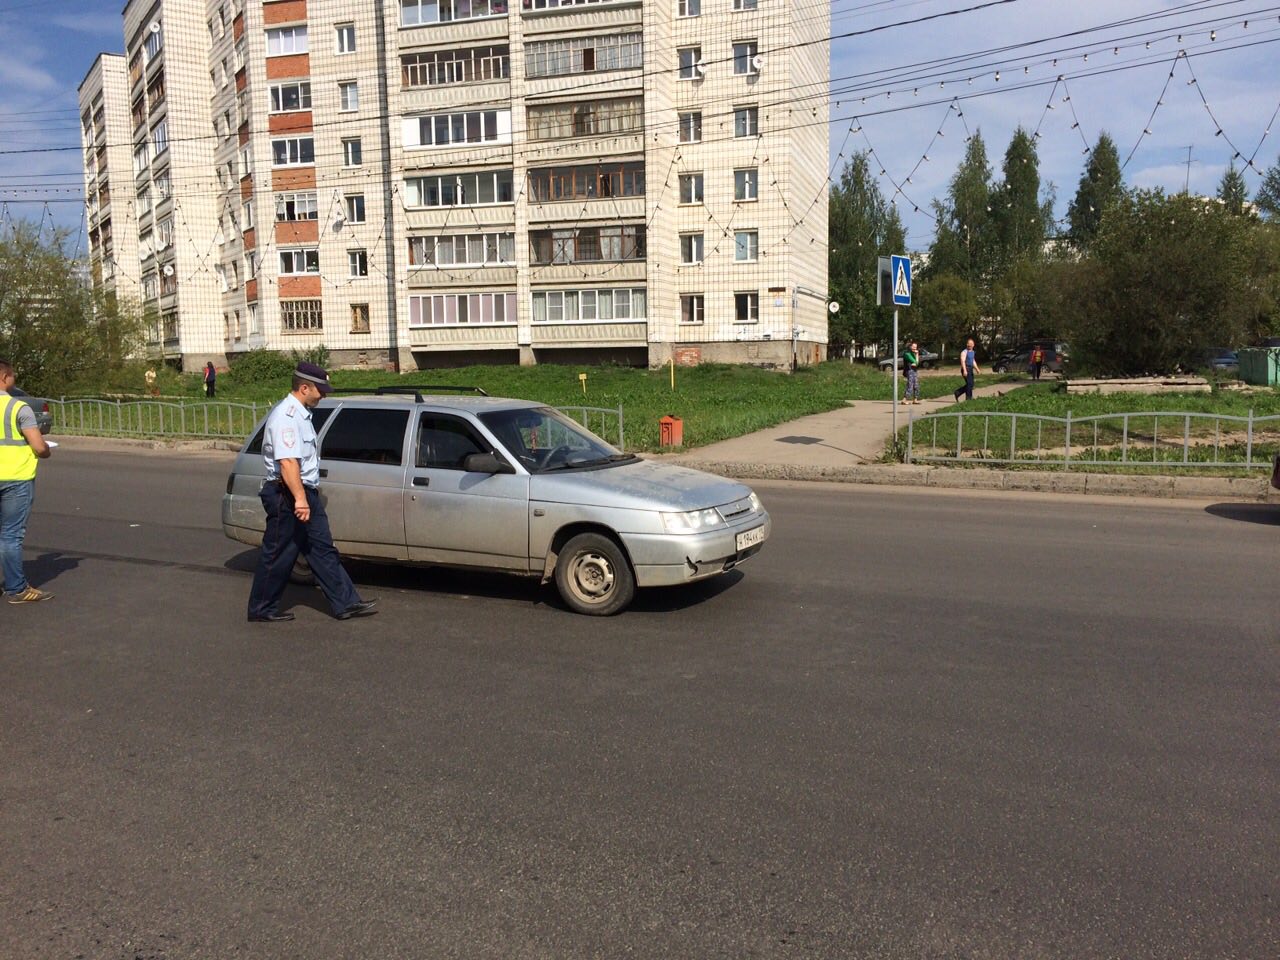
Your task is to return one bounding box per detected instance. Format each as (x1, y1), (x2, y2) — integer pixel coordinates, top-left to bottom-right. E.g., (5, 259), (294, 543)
(247, 362), (376, 622)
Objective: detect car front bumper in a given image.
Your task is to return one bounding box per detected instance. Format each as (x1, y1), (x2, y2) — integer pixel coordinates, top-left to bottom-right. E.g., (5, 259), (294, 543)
(621, 513), (771, 587)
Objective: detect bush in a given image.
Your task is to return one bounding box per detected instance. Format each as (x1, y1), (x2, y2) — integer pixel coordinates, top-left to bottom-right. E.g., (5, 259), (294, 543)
(226, 349), (295, 384)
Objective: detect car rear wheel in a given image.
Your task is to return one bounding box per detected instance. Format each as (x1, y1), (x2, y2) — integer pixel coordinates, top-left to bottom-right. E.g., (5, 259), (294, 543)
(554, 532), (636, 616)
(290, 555), (316, 586)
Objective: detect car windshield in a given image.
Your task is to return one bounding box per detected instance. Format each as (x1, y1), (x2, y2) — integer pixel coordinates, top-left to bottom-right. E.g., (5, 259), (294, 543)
(479, 406), (630, 473)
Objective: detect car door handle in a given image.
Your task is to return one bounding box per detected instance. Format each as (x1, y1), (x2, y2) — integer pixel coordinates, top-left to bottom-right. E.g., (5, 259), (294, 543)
(413, 477), (429, 487)
(319, 468), (328, 478)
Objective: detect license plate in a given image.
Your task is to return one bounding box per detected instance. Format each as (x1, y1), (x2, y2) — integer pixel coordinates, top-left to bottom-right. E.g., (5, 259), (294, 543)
(736, 526), (765, 551)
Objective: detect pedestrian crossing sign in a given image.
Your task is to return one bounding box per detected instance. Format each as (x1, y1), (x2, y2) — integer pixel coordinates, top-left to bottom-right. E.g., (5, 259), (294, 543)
(891, 255), (912, 307)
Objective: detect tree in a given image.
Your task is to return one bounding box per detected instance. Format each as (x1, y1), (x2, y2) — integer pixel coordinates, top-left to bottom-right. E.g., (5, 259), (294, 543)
(0, 222), (144, 395)
(827, 151), (907, 356)
(926, 131), (994, 292)
(1066, 132), (1124, 248)
(1217, 161), (1249, 215)
(989, 127), (1047, 271)
(1254, 153), (1280, 221)
(913, 272), (980, 351)
(1058, 190), (1279, 375)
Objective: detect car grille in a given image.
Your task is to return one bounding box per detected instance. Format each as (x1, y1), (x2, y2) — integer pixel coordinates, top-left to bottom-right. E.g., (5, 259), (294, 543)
(717, 497), (754, 522)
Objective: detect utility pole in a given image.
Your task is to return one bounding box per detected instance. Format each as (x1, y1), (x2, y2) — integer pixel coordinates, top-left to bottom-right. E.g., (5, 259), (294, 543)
(1181, 145), (1197, 194)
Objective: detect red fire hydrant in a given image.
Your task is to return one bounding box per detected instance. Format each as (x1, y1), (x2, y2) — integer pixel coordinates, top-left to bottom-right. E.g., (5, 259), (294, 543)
(659, 415), (683, 447)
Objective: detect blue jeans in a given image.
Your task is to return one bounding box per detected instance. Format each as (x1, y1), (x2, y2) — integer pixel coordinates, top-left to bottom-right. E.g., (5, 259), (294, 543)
(0, 478), (35, 594)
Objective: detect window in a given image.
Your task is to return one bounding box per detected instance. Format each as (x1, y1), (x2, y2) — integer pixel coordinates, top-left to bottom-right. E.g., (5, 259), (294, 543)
(401, 46), (509, 88)
(680, 234), (704, 265)
(526, 98), (643, 141)
(408, 291), (517, 326)
(339, 81), (359, 112)
(272, 137), (315, 166)
(246, 251), (258, 279)
(157, 217), (173, 248)
(221, 57), (231, 87)
(401, 0), (508, 26)
(144, 28), (163, 63)
(351, 303), (370, 333)
(734, 231), (759, 261)
(678, 0), (699, 15)
(134, 142), (150, 176)
(680, 294), (705, 324)
(281, 299), (323, 331)
(733, 41), (759, 75)
(342, 138), (362, 166)
(678, 46), (701, 80)
(678, 111), (702, 144)
(345, 194), (365, 223)
(348, 250), (368, 277)
(531, 287), (646, 323)
(335, 23), (356, 54)
(404, 109), (511, 148)
(151, 119), (169, 158)
(523, 0), (627, 9)
(733, 0), (757, 9)
(734, 106), (759, 137)
(249, 303), (261, 334)
(279, 248), (320, 274)
(265, 26), (308, 56)
(526, 163), (645, 202)
(734, 168), (758, 201)
(408, 232), (515, 267)
(403, 171), (514, 208)
(322, 409), (410, 465)
(276, 192), (318, 221)
(679, 173), (704, 204)
(269, 81), (311, 112)
(240, 144), (253, 174)
(155, 171), (170, 198)
(529, 225), (645, 265)
(416, 414), (493, 471)
(525, 34), (642, 78)
(735, 291), (759, 323)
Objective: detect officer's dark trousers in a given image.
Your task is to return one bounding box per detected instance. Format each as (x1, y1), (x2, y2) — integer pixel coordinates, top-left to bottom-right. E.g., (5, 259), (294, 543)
(248, 483), (360, 618)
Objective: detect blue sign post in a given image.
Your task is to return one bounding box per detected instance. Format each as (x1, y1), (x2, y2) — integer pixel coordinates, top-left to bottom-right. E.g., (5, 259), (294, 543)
(889, 255), (912, 437)
(891, 255), (912, 307)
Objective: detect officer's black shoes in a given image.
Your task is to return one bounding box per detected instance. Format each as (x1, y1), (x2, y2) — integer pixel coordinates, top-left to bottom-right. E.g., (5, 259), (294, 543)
(335, 599), (377, 620)
(248, 612), (296, 623)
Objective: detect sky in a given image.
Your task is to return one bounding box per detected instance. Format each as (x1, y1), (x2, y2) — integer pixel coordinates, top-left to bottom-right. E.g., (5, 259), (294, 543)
(1, 0), (1277, 253)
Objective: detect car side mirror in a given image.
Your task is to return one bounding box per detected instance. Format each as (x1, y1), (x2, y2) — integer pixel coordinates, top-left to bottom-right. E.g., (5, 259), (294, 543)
(463, 451), (515, 475)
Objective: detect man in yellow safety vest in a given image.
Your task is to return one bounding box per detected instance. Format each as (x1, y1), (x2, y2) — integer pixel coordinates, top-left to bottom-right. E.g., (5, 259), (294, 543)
(0, 360), (53, 603)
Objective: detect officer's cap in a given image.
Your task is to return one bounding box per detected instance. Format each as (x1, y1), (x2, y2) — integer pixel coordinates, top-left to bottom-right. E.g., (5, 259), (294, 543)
(294, 361), (333, 394)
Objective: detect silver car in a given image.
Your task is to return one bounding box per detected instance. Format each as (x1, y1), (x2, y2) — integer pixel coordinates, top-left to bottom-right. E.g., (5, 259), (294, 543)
(222, 392), (770, 615)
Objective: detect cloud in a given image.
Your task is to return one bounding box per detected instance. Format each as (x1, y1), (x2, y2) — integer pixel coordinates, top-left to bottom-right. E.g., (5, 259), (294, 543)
(50, 12), (124, 37)
(0, 58), (56, 94)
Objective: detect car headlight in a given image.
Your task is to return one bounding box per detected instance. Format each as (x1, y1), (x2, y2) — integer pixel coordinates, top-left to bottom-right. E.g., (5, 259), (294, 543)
(661, 508), (724, 533)
(749, 492), (762, 513)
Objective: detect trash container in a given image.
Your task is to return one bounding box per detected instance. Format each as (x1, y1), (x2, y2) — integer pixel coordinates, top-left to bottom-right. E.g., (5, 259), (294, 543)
(659, 415), (683, 447)
(1237, 348), (1280, 386)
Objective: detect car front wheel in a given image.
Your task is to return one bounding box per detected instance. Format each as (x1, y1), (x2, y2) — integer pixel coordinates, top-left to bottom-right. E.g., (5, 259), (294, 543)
(554, 532), (636, 616)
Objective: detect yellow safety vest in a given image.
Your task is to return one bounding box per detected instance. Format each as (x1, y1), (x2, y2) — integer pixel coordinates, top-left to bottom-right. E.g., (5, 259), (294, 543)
(0, 395), (38, 481)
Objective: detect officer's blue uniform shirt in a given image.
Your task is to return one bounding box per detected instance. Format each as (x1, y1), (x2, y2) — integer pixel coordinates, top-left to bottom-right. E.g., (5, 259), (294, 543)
(261, 393), (320, 487)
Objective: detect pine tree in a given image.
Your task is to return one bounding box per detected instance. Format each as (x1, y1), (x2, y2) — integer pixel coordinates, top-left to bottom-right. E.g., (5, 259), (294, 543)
(990, 127), (1046, 269)
(1254, 153), (1280, 221)
(1217, 161), (1249, 215)
(1066, 132), (1124, 247)
(927, 131), (993, 289)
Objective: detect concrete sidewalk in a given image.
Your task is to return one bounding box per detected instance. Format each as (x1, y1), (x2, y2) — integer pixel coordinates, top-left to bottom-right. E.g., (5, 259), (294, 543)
(682, 383), (1017, 467)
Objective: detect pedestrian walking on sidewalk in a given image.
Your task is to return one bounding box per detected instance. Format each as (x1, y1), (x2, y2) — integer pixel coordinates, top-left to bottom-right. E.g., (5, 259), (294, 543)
(0, 360), (54, 603)
(1030, 344), (1045, 381)
(953, 339), (980, 402)
(203, 361), (217, 398)
(903, 342), (922, 403)
(247, 362), (376, 623)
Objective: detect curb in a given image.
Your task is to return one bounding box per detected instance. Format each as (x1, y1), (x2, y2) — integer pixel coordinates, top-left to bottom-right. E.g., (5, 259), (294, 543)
(50, 435), (241, 453)
(669, 458), (1277, 502)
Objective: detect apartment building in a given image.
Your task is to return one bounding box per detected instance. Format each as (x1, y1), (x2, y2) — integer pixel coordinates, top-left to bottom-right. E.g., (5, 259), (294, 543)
(80, 0), (829, 371)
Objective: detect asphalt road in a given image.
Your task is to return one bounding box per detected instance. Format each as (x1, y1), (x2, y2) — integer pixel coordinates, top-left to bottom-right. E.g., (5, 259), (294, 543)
(1, 447), (1276, 959)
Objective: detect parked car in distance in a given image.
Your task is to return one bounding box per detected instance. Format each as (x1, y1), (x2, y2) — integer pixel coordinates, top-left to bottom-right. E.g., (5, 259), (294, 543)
(991, 340), (1070, 375)
(1203, 348), (1239, 372)
(9, 387), (52, 434)
(222, 389), (771, 616)
(878, 347), (940, 370)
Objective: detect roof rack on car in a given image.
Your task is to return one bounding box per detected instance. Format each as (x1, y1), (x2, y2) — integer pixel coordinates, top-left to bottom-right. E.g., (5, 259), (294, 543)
(328, 385), (490, 401)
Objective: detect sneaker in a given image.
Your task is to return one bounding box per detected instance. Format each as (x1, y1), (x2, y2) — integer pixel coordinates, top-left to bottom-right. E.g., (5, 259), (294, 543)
(6, 586), (52, 604)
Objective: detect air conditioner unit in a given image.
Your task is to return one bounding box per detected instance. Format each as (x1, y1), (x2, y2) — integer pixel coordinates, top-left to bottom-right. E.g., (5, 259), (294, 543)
(750, 55), (764, 73)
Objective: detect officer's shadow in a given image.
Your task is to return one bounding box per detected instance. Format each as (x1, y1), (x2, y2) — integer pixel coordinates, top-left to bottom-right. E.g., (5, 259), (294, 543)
(28, 552), (81, 588)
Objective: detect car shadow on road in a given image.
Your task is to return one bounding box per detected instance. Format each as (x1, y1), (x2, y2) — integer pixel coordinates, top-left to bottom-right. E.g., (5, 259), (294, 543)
(224, 548), (742, 614)
(1204, 502), (1280, 526)
(28, 552), (81, 588)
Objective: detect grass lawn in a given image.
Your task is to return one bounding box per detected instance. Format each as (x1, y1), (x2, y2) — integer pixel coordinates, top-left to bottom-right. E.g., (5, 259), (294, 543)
(901, 381), (1280, 471)
(69, 362), (1013, 451)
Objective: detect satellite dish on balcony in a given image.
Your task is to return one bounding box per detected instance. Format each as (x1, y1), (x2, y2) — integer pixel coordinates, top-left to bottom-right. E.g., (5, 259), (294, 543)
(162, 264), (174, 276)
(695, 59), (707, 75)
(331, 214), (346, 231)
(149, 21), (161, 33)
(750, 55), (764, 73)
